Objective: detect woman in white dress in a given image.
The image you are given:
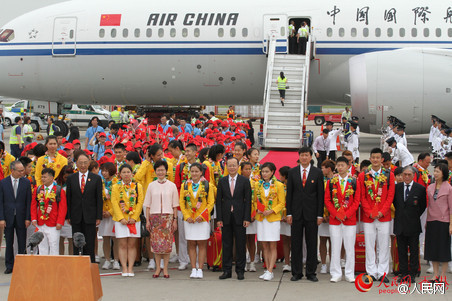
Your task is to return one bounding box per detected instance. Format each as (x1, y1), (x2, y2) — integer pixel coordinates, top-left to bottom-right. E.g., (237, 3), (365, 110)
(179, 163), (215, 279)
(254, 162), (285, 281)
(111, 164), (144, 277)
(278, 166), (292, 273)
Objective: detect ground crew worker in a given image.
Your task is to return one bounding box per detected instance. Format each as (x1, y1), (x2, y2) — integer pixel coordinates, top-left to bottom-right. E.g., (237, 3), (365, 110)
(46, 117), (57, 137)
(10, 116), (23, 158)
(227, 106), (235, 120)
(23, 116), (35, 146)
(288, 20), (296, 54)
(277, 71), (287, 106)
(110, 106), (121, 123)
(297, 21), (309, 55)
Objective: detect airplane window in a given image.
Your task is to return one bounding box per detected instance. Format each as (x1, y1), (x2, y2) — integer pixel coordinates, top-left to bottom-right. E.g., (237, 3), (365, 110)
(0, 29), (14, 42)
(158, 28), (164, 37)
(146, 28), (152, 38)
(449, 28), (452, 37)
(387, 28), (393, 37)
(242, 28), (248, 37)
(436, 28), (441, 37)
(182, 28), (188, 38)
(218, 28), (224, 37)
(230, 28), (236, 37)
(411, 28), (417, 37)
(134, 28), (140, 38)
(280, 26), (285, 37)
(194, 28), (200, 37)
(123, 28), (128, 38)
(339, 28), (344, 37)
(423, 28), (429, 37)
(327, 28), (332, 37)
(351, 28), (357, 37)
(111, 28), (117, 38)
(69, 30), (74, 39)
(99, 29), (105, 38)
(375, 28), (381, 37)
(170, 28), (176, 38)
(399, 28), (405, 37)
(363, 28), (369, 37)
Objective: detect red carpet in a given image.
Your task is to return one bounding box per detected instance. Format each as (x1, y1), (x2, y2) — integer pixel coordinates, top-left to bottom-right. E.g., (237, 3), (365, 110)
(260, 151), (299, 178)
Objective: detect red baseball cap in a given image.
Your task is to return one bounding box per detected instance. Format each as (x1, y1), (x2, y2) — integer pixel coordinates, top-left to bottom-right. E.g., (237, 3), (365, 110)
(83, 149), (93, 156)
(105, 141), (113, 147)
(64, 143), (74, 150)
(104, 149), (113, 155)
(73, 139), (81, 145)
(58, 150), (68, 158)
(98, 132), (106, 138)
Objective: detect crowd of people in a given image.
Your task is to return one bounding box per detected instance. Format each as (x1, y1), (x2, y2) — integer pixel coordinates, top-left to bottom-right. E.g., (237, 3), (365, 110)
(0, 110), (450, 286)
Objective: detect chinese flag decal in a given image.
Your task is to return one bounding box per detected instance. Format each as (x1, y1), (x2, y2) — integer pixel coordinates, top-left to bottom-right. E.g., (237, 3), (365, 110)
(100, 14), (122, 26)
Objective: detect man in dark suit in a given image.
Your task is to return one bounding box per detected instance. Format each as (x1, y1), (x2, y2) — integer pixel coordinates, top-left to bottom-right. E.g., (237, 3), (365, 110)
(66, 152), (103, 263)
(217, 157), (251, 280)
(286, 147), (324, 282)
(393, 166), (426, 282)
(0, 161), (31, 274)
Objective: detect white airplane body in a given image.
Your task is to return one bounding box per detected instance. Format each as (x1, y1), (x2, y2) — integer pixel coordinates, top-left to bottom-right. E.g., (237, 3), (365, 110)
(0, 0), (451, 133)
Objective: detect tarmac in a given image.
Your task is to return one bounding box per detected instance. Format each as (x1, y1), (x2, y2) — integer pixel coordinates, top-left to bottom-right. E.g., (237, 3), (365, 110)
(0, 121), (448, 300)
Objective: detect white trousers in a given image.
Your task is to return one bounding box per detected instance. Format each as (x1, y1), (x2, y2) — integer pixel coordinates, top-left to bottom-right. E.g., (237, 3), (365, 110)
(38, 225), (60, 255)
(329, 224), (356, 279)
(363, 220), (390, 278)
(177, 211), (189, 265)
(419, 210), (427, 255)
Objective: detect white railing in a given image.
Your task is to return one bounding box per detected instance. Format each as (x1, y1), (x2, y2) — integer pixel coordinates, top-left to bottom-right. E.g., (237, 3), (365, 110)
(262, 34), (277, 145)
(299, 37), (312, 144)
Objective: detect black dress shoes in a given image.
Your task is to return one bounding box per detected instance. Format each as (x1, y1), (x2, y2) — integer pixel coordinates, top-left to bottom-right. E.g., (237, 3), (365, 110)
(237, 272), (245, 280)
(306, 275), (319, 282)
(379, 276), (390, 284)
(219, 272), (232, 280)
(290, 275), (302, 281)
(4, 268), (12, 274)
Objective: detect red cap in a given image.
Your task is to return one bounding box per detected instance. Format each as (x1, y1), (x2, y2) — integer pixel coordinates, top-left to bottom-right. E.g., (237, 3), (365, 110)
(62, 138), (67, 143)
(98, 132), (106, 138)
(134, 142), (143, 149)
(105, 141), (112, 147)
(73, 139), (81, 145)
(83, 149), (93, 156)
(58, 150), (68, 158)
(126, 146), (134, 152)
(104, 149), (113, 155)
(195, 120), (202, 125)
(64, 143), (74, 150)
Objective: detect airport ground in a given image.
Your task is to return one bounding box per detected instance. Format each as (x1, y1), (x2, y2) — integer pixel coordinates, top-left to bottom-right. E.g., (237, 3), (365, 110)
(0, 121), (446, 300)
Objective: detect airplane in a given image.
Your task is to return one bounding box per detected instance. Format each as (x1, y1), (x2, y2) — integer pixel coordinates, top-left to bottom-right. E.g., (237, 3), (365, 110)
(0, 0), (451, 134)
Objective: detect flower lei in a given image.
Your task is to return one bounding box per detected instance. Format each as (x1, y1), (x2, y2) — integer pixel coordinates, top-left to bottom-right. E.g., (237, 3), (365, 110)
(364, 167), (388, 203)
(211, 160), (223, 186)
(118, 181), (137, 216)
(413, 163), (431, 186)
(330, 175), (354, 210)
(181, 158), (201, 183)
(103, 177), (118, 201)
(449, 170), (452, 185)
(37, 186), (57, 220)
(42, 154), (58, 170)
(251, 163), (261, 181)
(132, 163), (141, 175)
(256, 176), (278, 211)
(184, 180), (208, 214)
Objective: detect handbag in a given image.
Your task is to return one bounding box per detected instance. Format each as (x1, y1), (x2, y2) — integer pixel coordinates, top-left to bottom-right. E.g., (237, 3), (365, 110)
(140, 213), (150, 237)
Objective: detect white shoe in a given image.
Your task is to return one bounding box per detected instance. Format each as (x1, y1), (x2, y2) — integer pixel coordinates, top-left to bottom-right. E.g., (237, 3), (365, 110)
(178, 263), (188, 270)
(259, 270), (269, 279)
(160, 259), (164, 269)
(246, 253), (251, 263)
(102, 260), (112, 270)
(95, 255), (100, 263)
(121, 272), (128, 277)
(197, 269), (203, 279)
(148, 259), (156, 271)
(330, 276), (342, 283)
(169, 255), (178, 263)
(340, 259), (346, 268)
(245, 263), (249, 272)
(282, 264), (291, 272)
(128, 273), (135, 277)
(254, 255), (260, 263)
(249, 262), (256, 272)
(263, 272), (274, 281)
(345, 276), (355, 283)
(112, 261), (120, 270)
(320, 264), (328, 274)
(190, 268), (197, 278)
(426, 266), (433, 274)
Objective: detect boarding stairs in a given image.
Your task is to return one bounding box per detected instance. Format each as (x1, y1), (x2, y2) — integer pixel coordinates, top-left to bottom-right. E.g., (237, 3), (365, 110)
(262, 36), (311, 149)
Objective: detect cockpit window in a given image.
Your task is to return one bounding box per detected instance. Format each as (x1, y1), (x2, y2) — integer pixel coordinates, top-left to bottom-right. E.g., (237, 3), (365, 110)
(0, 29), (14, 42)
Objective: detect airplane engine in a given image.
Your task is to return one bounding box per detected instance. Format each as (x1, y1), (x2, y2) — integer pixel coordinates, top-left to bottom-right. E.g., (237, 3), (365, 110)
(349, 48), (452, 134)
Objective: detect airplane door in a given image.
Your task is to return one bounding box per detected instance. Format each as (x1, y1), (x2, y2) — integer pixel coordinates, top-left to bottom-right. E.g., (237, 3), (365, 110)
(52, 17), (77, 56)
(263, 15), (287, 54)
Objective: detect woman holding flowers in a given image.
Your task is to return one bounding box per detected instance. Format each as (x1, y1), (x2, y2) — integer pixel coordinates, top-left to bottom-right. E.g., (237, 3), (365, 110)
(111, 164), (144, 277)
(179, 163), (215, 279)
(254, 162), (285, 281)
(144, 160), (179, 278)
(35, 135), (68, 186)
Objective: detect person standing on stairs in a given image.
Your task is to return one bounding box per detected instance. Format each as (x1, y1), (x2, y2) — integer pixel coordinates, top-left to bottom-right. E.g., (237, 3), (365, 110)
(277, 72), (288, 106)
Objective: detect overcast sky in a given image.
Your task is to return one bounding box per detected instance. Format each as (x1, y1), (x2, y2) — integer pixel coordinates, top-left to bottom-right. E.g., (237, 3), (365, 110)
(0, 0), (64, 27)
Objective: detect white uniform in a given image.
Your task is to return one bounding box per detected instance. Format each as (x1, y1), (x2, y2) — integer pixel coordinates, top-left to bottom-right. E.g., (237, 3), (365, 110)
(398, 133), (407, 147)
(346, 132), (359, 160)
(391, 143), (414, 167)
(429, 125), (436, 144)
(328, 129), (341, 151)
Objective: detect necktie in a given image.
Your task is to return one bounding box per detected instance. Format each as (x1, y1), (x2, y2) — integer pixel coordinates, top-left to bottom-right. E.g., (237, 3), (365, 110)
(230, 178), (235, 196)
(340, 179), (345, 194)
(13, 179), (17, 198)
(405, 184), (410, 201)
(45, 187), (49, 198)
(81, 174), (86, 194)
(302, 169), (307, 187)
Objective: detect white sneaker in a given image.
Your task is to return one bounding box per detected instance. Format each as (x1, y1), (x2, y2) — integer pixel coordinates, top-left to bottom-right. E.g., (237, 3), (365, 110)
(197, 269), (203, 279)
(340, 259), (346, 268)
(345, 276), (355, 283)
(259, 270), (269, 279)
(128, 273), (135, 277)
(160, 259), (164, 269)
(178, 263), (188, 270)
(330, 276), (342, 283)
(263, 272), (274, 281)
(169, 255), (178, 263)
(102, 260), (112, 270)
(245, 263), (249, 272)
(246, 253), (251, 263)
(95, 255), (100, 263)
(320, 264), (328, 274)
(121, 272), (128, 277)
(148, 259), (156, 271)
(254, 255), (260, 263)
(190, 268), (197, 278)
(426, 266), (433, 274)
(112, 261), (120, 270)
(282, 264), (291, 272)
(249, 262), (256, 272)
